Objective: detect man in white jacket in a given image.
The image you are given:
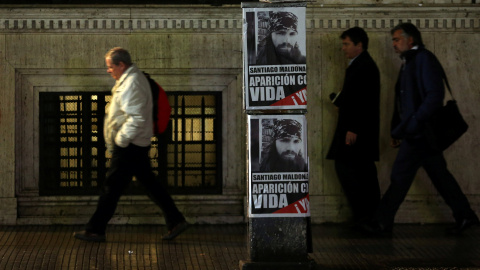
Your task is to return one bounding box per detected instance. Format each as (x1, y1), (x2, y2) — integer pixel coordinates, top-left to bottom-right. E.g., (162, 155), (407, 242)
(74, 47), (188, 242)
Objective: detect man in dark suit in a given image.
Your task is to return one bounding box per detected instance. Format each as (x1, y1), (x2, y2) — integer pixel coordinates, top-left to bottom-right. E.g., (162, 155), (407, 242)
(327, 27), (381, 226)
(364, 23), (478, 236)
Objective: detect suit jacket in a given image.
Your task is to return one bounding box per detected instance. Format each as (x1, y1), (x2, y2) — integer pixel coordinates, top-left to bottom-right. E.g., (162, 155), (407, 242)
(327, 51), (380, 161)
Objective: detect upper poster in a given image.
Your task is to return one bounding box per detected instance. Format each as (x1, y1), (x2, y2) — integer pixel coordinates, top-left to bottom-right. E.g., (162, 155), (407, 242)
(243, 6), (307, 111)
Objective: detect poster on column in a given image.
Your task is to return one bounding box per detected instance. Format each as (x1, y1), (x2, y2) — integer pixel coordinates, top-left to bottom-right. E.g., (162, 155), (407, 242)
(243, 6), (307, 111)
(248, 114), (310, 217)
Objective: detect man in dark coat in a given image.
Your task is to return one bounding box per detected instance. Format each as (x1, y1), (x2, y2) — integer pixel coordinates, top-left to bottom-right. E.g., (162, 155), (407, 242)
(364, 23), (478, 235)
(326, 27), (381, 225)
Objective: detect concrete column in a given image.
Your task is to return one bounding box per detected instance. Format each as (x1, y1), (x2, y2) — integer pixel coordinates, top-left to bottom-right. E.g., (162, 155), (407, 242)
(241, 2), (315, 268)
(240, 217), (315, 269)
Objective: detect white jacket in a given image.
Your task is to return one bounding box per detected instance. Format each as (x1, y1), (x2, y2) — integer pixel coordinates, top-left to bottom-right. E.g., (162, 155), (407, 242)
(104, 64), (153, 152)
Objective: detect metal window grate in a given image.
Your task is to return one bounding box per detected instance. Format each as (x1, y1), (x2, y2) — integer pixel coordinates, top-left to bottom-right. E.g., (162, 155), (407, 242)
(39, 91), (222, 196)
(166, 92), (222, 194)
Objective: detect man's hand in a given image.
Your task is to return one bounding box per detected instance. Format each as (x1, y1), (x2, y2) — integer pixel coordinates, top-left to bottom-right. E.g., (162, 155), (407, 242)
(345, 131), (357, 146)
(390, 138), (401, 148)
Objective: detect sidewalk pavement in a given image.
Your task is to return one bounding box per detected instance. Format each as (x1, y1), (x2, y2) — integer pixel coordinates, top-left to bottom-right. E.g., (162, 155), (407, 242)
(0, 223), (479, 269)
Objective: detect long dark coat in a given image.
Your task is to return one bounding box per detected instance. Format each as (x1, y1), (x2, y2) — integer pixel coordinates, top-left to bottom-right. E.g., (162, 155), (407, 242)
(390, 46), (445, 141)
(326, 51), (380, 161)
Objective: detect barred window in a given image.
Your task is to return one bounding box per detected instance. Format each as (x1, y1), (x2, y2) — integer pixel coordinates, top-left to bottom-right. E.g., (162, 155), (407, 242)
(39, 91), (222, 196)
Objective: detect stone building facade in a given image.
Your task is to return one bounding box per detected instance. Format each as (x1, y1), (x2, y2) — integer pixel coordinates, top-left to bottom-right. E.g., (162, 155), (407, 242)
(0, 2), (479, 225)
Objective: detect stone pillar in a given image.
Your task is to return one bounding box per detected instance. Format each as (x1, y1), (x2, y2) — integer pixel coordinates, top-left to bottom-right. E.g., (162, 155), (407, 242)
(240, 2), (315, 269)
(0, 34), (18, 225)
(241, 217), (315, 269)
(240, 115), (315, 270)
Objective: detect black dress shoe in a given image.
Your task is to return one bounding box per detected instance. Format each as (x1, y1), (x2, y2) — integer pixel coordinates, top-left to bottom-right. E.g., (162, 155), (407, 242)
(446, 216), (480, 235)
(162, 221), (189, 240)
(360, 221), (392, 237)
(73, 231), (106, 242)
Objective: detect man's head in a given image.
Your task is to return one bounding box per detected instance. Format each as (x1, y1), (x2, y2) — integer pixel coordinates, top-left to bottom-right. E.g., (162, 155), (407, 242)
(340, 27), (368, 59)
(105, 47), (133, 80)
(391, 23), (423, 55)
(267, 12), (300, 57)
(272, 119), (303, 162)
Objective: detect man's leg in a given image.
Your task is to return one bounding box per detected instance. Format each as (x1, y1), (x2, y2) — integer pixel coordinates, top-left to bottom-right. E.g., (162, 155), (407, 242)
(335, 158), (380, 223)
(85, 145), (134, 235)
(375, 141), (422, 228)
(423, 153), (478, 222)
(360, 160), (381, 221)
(131, 145), (185, 230)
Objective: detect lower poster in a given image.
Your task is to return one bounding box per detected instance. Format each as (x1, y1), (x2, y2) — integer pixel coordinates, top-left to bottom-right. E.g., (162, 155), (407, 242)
(248, 114), (310, 217)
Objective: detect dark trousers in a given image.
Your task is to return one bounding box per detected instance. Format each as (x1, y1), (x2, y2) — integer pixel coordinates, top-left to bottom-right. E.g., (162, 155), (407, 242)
(335, 158), (380, 223)
(86, 144), (185, 234)
(376, 139), (476, 227)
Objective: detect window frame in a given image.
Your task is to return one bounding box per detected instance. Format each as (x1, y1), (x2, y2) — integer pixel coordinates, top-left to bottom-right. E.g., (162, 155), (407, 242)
(38, 91), (223, 196)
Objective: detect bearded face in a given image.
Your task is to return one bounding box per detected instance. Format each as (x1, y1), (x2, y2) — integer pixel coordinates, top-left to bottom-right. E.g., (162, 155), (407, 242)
(275, 135), (302, 161)
(271, 29), (300, 57)
(268, 12), (300, 59)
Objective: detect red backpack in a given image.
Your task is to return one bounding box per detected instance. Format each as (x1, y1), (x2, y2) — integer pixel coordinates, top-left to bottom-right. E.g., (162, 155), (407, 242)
(143, 72), (172, 135)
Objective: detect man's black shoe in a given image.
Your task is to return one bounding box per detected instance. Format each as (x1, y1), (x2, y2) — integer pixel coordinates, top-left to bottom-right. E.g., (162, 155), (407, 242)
(162, 221), (189, 240)
(360, 222), (392, 237)
(446, 216), (480, 235)
(73, 231), (106, 242)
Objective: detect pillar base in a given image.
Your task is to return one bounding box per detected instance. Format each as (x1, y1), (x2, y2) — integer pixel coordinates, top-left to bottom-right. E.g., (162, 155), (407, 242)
(0, 198), (17, 225)
(239, 258), (316, 270)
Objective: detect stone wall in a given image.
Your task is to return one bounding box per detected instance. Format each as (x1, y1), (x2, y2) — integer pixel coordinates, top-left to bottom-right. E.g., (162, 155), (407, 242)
(0, 4), (479, 225)
(306, 4), (480, 224)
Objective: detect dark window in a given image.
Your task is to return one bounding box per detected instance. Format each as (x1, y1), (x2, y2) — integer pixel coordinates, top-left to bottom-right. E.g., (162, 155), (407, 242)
(39, 91), (222, 196)
(166, 92), (223, 195)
